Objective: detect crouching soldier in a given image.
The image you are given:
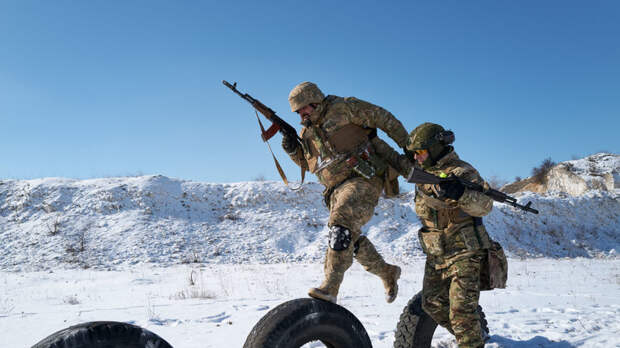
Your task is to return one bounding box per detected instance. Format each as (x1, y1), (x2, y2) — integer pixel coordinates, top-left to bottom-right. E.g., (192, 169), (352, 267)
(374, 122), (496, 348)
(282, 81), (406, 303)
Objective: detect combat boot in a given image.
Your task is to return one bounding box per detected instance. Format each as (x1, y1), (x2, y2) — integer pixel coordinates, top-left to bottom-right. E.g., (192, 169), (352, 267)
(382, 264), (401, 303)
(354, 236), (401, 303)
(309, 248), (351, 303)
(308, 273), (343, 303)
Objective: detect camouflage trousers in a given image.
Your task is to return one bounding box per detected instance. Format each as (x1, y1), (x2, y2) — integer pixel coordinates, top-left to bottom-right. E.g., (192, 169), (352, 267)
(323, 176), (391, 283)
(422, 254), (485, 348)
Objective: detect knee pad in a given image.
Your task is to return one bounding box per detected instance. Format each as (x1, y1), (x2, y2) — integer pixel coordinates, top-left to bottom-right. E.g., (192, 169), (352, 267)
(328, 225), (352, 251)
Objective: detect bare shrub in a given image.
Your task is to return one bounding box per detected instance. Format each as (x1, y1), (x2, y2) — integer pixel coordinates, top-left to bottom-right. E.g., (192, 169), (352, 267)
(145, 297), (160, 321)
(514, 176), (522, 182)
(531, 157), (556, 184)
(181, 251), (201, 264)
(171, 287), (216, 300)
(188, 270), (196, 286)
(171, 268), (217, 300)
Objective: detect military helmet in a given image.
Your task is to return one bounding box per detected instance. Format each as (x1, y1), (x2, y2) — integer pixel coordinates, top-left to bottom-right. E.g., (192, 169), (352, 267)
(288, 82), (325, 112)
(406, 122), (454, 151)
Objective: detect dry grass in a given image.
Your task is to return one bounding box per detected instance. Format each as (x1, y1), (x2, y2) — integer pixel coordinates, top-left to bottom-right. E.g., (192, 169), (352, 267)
(171, 287), (217, 300)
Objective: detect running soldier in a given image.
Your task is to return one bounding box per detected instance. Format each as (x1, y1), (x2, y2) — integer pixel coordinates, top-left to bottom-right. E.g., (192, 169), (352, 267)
(282, 81), (407, 303)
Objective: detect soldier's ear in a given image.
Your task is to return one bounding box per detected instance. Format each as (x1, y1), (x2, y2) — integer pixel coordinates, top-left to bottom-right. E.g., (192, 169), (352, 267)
(436, 130), (455, 145)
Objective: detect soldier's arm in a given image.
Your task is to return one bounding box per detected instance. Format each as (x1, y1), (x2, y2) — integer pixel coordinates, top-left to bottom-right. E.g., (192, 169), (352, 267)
(370, 137), (414, 176)
(451, 167), (493, 217)
(283, 129), (309, 171)
(344, 97), (409, 149)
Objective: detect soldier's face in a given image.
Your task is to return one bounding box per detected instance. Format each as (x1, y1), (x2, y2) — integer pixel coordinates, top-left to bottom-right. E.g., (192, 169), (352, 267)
(296, 104), (315, 124)
(414, 149), (429, 164)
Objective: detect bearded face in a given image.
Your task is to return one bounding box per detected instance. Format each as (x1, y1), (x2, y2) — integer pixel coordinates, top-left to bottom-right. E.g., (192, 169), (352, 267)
(298, 103), (322, 127)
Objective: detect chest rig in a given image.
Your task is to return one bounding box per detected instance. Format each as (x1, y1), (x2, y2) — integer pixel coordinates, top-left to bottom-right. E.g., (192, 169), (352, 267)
(300, 96), (387, 189)
(414, 169), (491, 260)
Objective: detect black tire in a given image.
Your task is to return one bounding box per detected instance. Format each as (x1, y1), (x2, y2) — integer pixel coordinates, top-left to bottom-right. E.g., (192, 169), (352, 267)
(31, 321), (173, 348)
(393, 291), (489, 348)
(243, 298), (372, 348)
(393, 292), (437, 348)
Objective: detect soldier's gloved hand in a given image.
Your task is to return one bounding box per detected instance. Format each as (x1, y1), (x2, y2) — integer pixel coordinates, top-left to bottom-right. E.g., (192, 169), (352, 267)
(403, 148), (415, 160)
(438, 179), (466, 200)
(281, 134), (299, 154)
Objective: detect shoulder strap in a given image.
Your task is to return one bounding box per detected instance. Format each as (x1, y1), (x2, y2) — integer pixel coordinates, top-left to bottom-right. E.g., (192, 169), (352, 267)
(255, 111), (305, 189)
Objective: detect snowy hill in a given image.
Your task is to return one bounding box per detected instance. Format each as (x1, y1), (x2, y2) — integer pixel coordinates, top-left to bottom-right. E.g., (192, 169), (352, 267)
(1, 171), (618, 271)
(502, 152), (619, 196)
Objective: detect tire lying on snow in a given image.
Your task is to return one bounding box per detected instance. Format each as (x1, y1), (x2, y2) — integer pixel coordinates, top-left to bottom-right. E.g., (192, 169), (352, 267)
(244, 298), (372, 348)
(394, 291), (489, 348)
(31, 321), (173, 348)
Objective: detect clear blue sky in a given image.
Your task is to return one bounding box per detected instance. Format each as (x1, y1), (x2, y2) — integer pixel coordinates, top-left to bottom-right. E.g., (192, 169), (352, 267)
(1, 1), (618, 183)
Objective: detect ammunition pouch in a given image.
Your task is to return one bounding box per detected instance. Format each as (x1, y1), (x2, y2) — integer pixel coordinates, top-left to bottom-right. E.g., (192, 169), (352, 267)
(458, 225), (481, 251)
(345, 144), (387, 180)
(458, 222), (491, 252)
(421, 217), (493, 257)
(418, 227), (445, 256)
(346, 155), (375, 179)
(480, 240), (508, 291)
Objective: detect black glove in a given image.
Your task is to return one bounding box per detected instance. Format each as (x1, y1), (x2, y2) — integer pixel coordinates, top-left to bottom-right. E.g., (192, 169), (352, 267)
(281, 134), (299, 154)
(438, 179), (466, 200)
(403, 148), (415, 160)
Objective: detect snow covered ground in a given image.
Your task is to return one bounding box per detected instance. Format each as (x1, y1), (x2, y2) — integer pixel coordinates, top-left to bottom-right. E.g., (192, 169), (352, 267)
(3, 259), (618, 348)
(1, 153), (618, 347)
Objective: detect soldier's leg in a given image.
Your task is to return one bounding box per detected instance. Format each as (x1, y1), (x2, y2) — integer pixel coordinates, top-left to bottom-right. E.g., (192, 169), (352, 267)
(354, 236), (401, 303)
(309, 235), (355, 303)
(421, 259), (454, 333)
(329, 176), (401, 302)
(309, 178), (366, 302)
(448, 256), (484, 348)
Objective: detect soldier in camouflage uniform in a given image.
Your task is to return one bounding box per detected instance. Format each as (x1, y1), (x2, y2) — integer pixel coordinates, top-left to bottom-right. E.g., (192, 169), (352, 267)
(374, 123), (493, 348)
(282, 81), (407, 303)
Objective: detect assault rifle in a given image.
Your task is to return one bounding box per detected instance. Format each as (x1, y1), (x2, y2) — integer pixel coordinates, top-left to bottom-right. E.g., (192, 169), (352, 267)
(223, 80), (304, 187)
(407, 166), (539, 214)
(222, 80), (301, 144)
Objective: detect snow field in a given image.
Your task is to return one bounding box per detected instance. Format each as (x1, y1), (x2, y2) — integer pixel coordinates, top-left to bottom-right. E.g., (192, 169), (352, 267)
(2, 259), (618, 348)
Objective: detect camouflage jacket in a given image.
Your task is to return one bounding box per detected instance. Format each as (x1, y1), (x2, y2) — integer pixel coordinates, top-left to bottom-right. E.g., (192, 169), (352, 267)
(288, 95), (408, 190)
(373, 144), (493, 265)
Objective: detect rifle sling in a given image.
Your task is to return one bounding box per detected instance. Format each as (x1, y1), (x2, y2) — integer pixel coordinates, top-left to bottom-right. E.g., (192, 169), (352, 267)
(255, 112), (305, 189)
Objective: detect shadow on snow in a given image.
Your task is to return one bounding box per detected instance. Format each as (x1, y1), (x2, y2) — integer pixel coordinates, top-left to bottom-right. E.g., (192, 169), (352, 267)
(489, 335), (573, 347)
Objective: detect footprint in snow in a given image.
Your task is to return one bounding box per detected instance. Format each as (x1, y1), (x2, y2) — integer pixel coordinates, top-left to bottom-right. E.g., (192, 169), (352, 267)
(373, 330), (393, 340)
(130, 278), (155, 285)
(148, 318), (178, 326)
(202, 312), (231, 323)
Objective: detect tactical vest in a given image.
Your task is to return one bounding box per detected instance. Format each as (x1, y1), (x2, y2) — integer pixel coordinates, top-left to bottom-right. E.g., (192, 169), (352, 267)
(300, 96), (387, 189)
(415, 184), (492, 259)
